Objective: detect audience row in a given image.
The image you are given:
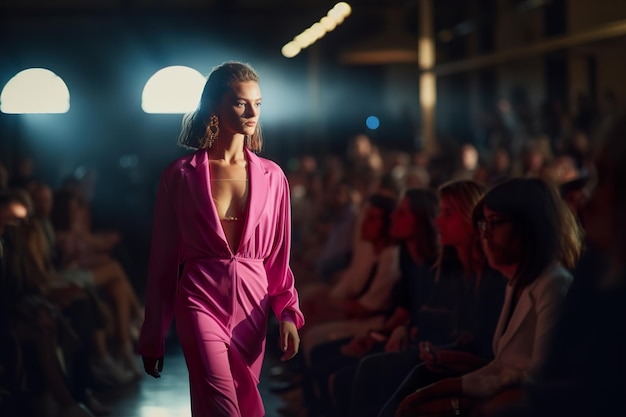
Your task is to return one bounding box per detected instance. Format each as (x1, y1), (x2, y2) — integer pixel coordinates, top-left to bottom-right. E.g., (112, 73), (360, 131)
(1, 175), (145, 417)
(277, 113), (625, 417)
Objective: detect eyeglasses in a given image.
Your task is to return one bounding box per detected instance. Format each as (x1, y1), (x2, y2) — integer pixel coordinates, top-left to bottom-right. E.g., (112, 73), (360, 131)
(477, 218), (512, 234)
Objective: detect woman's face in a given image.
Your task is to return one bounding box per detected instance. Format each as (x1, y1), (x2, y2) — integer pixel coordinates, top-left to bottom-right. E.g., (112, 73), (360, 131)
(361, 205), (386, 242)
(435, 196), (472, 246)
(479, 205), (521, 270)
(390, 197), (418, 240)
(216, 81), (261, 137)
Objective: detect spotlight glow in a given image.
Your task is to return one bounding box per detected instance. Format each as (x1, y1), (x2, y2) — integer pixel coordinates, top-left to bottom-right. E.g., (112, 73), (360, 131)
(294, 31), (315, 49)
(142, 66), (206, 114)
(334, 2), (352, 17)
(281, 42), (302, 58)
(366, 115), (380, 130)
(309, 23), (327, 40)
(282, 2), (352, 58)
(0, 68), (70, 114)
(320, 16), (337, 31)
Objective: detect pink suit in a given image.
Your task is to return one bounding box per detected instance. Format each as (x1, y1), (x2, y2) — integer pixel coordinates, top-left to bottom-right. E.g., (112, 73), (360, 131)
(138, 148), (305, 417)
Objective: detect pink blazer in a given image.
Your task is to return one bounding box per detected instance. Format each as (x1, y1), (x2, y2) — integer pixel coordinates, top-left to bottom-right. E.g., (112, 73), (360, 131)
(138, 148), (305, 373)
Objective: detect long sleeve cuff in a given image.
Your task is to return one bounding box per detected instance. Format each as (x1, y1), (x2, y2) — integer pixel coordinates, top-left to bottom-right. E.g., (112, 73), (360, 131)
(280, 309), (297, 324)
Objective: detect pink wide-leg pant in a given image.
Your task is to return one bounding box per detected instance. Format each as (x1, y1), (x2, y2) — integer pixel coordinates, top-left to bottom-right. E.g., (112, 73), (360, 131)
(176, 307), (265, 417)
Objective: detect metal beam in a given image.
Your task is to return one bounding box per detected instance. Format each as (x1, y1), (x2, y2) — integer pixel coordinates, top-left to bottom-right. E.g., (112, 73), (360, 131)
(434, 19), (626, 76)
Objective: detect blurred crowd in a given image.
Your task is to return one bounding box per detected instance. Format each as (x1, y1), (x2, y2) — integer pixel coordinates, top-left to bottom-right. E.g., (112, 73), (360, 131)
(1, 89), (625, 417)
(272, 96), (626, 417)
(1, 158), (145, 417)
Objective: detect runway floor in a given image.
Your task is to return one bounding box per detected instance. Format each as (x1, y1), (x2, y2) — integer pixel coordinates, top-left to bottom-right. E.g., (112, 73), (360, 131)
(98, 337), (306, 417)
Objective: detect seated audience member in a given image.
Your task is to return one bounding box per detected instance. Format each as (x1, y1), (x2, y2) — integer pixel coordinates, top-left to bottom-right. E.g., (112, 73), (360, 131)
(0, 190), (29, 415)
(296, 179), (364, 311)
(395, 177), (583, 417)
(28, 182), (135, 389)
(303, 173), (403, 321)
(351, 180), (506, 417)
(324, 188), (440, 417)
(296, 193), (399, 414)
(313, 179), (360, 280)
(15, 188), (123, 410)
(270, 178), (397, 389)
(345, 188), (440, 356)
(558, 175), (589, 222)
(0, 189), (96, 417)
(298, 176), (399, 316)
(522, 113), (626, 417)
(303, 194), (399, 332)
(51, 188), (143, 376)
(291, 156), (351, 284)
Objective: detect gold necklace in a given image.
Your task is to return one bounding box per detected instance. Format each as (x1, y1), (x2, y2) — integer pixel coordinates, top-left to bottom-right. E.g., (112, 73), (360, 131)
(211, 196), (245, 222)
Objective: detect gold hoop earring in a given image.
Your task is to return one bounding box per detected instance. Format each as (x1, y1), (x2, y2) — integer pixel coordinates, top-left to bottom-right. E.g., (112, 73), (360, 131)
(206, 115), (219, 148)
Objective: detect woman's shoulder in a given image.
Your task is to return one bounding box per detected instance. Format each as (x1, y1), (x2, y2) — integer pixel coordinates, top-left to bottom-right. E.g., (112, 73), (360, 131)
(250, 152), (285, 176)
(248, 153), (291, 191)
(529, 263), (573, 298)
(540, 263), (573, 285)
(162, 151), (197, 175)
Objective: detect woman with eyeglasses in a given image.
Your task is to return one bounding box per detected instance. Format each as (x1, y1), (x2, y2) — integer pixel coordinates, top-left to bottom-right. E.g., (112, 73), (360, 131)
(369, 180), (506, 417)
(396, 177), (583, 417)
(324, 179), (506, 417)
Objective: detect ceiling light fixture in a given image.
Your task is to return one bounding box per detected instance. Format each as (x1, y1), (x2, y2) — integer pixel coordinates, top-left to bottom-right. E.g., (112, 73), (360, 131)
(281, 2), (352, 58)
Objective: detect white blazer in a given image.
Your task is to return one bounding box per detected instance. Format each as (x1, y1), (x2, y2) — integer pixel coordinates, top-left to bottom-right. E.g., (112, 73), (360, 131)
(461, 263), (573, 397)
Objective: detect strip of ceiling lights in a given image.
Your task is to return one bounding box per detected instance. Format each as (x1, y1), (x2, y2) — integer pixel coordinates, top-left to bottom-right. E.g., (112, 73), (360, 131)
(281, 2), (352, 58)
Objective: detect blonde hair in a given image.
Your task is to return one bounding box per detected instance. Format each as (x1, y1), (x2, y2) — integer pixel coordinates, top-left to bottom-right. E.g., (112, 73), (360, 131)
(433, 180), (487, 279)
(438, 180), (486, 225)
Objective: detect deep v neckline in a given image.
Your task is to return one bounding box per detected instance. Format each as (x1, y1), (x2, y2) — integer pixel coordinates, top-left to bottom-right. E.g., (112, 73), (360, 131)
(207, 160), (251, 255)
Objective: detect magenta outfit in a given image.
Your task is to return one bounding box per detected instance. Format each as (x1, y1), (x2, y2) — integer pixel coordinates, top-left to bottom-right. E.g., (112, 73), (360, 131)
(138, 148), (305, 417)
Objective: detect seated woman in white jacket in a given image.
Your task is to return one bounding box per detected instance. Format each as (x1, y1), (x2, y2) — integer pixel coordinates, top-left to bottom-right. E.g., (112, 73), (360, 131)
(396, 177), (583, 417)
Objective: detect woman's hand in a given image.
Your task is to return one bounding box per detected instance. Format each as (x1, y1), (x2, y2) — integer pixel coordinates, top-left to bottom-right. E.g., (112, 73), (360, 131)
(142, 355), (164, 378)
(384, 325), (408, 352)
(396, 378), (462, 417)
(397, 385), (431, 414)
(463, 369), (524, 397)
(279, 320), (300, 361)
(340, 331), (376, 357)
(419, 341), (446, 372)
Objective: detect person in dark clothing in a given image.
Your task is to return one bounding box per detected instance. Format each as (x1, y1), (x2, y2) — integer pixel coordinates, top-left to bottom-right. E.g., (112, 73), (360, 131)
(298, 192), (400, 417)
(521, 113), (626, 417)
(396, 177), (583, 417)
(0, 189), (98, 417)
(371, 180), (506, 417)
(322, 188), (440, 417)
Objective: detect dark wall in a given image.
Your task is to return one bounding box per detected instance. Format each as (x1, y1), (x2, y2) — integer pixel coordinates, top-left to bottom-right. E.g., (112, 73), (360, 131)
(0, 12), (389, 275)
